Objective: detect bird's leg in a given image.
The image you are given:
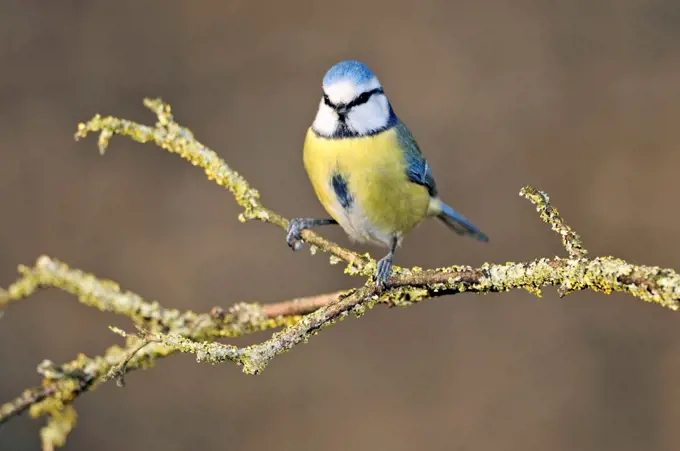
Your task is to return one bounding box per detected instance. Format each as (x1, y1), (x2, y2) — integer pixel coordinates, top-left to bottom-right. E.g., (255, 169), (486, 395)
(286, 218), (338, 251)
(375, 236), (399, 288)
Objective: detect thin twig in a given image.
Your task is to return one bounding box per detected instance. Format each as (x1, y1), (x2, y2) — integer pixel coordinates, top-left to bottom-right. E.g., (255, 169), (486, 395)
(105, 336), (158, 387)
(519, 186), (587, 259)
(259, 290), (346, 316)
(0, 385), (57, 425)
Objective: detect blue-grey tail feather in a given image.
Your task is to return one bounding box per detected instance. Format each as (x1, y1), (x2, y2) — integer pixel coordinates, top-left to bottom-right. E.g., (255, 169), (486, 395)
(437, 202), (489, 242)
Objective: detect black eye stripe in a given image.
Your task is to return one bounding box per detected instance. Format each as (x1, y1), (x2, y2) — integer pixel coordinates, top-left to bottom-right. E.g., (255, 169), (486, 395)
(322, 88), (384, 111)
(346, 87), (383, 109)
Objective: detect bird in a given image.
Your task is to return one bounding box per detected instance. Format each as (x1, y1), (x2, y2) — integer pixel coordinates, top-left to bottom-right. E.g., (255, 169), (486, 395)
(286, 60), (488, 287)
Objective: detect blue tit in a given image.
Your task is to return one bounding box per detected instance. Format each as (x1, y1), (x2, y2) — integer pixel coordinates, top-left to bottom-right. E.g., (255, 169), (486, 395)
(287, 60), (488, 286)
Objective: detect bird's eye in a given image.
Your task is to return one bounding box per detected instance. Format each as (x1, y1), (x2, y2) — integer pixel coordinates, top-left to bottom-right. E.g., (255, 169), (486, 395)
(357, 92), (371, 104)
(322, 94), (333, 107)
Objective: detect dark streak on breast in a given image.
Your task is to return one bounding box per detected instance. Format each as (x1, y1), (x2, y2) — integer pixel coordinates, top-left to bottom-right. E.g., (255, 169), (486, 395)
(331, 172), (353, 210)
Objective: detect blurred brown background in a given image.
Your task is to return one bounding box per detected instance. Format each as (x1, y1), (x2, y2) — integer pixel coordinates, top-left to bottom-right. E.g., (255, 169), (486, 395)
(2, 1), (680, 450)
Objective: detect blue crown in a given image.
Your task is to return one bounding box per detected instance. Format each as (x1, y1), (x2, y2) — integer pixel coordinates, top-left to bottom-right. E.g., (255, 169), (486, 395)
(322, 60), (376, 86)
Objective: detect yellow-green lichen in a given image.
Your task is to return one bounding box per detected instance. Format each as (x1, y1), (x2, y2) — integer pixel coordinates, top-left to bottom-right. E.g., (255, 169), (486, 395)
(520, 186), (587, 259)
(40, 405), (77, 450)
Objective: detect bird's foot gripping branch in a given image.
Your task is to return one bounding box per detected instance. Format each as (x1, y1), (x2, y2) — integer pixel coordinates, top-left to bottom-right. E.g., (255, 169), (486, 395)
(1, 98), (678, 450)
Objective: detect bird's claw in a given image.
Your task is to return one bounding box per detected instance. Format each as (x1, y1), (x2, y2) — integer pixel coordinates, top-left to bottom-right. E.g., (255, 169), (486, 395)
(286, 218), (306, 251)
(374, 256), (393, 288)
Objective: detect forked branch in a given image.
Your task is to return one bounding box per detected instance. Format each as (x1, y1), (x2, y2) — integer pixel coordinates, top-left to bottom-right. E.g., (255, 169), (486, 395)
(1, 98), (677, 450)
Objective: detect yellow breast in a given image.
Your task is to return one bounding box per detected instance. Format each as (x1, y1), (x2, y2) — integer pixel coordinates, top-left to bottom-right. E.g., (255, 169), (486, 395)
(302, 127), (430, 247)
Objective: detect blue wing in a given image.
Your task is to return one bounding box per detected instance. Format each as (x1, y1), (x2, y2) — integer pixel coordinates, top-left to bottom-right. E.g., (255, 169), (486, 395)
(395, 122), (488, 242)
(395, 121), (438, 197)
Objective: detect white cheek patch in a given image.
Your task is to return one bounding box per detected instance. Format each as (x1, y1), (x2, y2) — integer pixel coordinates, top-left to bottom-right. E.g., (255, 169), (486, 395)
(346, 95), (391, 135)
(312, 101), (339, 136)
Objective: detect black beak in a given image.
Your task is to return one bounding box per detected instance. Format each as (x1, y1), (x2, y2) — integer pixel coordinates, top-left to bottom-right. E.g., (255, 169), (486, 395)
(336, 104), (348, 116)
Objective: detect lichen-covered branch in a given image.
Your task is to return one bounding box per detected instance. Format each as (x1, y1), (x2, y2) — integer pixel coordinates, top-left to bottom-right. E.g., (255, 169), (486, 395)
(519, 186), (587, 259)
(154, 254), (680, 375)
(0, 255), (333, 446)
(0, 255), (304, 339)
(1, 98), (678, 450)
(74, 99), (369, 274)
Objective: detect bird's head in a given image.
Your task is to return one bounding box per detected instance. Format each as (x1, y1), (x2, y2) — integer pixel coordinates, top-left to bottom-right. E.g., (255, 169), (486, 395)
(312, 60), (397, 138)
